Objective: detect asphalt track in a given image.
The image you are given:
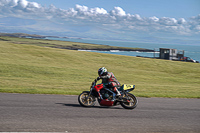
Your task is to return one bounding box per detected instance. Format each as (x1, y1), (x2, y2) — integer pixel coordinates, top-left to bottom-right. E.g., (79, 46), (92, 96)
(0, 93), (200, 133)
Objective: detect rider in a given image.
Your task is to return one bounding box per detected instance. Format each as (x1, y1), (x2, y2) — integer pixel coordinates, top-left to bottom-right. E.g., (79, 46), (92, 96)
(97, 67), (121, 96)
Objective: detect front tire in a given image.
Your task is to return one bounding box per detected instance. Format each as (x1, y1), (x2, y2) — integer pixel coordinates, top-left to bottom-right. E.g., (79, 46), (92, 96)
(120, 93), (138, 109)
(78, 92), (95, 107)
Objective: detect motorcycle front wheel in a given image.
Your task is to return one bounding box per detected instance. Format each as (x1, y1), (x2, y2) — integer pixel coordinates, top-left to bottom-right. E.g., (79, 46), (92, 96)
(78, 92), (96, 107)
(120, 93), (138, 109)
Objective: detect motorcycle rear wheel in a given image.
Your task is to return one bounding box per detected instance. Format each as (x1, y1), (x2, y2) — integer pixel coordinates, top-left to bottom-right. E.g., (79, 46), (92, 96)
(120, 93), (138, 109)
(78, 92), (95, 107)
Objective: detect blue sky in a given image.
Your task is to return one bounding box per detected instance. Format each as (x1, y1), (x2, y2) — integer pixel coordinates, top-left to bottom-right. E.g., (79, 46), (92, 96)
(0, 0), (200, 44)
(31, 0), (200, 18)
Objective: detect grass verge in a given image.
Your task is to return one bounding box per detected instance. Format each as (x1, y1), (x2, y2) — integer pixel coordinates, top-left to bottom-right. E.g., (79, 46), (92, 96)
(0, 36), (200, 98)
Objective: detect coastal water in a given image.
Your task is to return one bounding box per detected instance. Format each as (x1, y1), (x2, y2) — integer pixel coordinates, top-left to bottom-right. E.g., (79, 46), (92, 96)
(45, 37), (200, 62)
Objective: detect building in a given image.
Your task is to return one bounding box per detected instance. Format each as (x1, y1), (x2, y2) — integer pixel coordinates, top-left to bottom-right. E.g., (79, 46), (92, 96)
(159, 48), (184, 60)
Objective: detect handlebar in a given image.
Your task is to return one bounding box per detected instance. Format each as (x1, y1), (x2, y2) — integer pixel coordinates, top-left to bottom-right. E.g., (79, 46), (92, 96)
(91, 79), (97, 86)
(92, 77), (100, 85)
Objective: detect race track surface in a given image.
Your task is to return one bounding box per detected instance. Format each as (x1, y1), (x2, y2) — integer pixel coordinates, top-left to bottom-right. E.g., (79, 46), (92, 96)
(0, 93), (200, 133)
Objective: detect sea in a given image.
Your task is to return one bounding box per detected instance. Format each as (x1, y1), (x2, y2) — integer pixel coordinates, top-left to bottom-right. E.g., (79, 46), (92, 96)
(45, 37), (200, 62)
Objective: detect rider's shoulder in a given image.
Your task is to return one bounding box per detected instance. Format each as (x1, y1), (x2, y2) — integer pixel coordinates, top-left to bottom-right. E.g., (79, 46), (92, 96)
(107, 72), (112, 75)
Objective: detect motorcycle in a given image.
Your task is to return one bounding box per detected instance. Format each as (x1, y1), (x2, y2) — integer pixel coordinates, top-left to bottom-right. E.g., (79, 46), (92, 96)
(78, 79), (138, 109)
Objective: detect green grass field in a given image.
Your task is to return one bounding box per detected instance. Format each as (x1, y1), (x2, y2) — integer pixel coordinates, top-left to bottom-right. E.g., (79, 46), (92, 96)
(0, 36), (200, 98)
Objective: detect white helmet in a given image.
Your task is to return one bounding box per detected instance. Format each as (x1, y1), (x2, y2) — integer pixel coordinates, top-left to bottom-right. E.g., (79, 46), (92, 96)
(98, 67), (107, 76)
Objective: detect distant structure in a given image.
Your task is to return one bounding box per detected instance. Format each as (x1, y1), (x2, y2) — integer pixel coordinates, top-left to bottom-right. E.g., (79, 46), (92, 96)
(159, 48), (184, 60)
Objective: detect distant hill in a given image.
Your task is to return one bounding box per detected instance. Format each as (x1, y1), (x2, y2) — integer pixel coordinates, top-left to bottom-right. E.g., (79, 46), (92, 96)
(0, 33), (154, 52)
(0, 33), (46, 38)
(0, 33), (77, 39)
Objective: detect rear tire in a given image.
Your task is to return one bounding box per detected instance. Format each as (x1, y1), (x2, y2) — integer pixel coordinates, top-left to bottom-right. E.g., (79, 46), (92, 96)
(120, 93), (138, 109)
(78, 92), (95, 107)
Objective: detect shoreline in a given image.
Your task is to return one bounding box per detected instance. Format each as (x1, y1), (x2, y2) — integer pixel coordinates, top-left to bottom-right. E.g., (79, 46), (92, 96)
(0, 33), (155, 52)
(56, 46), (155, 52)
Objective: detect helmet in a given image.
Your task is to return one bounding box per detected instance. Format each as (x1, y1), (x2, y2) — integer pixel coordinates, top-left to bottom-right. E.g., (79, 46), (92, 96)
(98, 67), (107, 76)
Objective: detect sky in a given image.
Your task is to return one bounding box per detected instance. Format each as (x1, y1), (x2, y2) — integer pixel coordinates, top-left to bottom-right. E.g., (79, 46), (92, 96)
(0, 0), (200, 44)
(31, 0), (200, 19)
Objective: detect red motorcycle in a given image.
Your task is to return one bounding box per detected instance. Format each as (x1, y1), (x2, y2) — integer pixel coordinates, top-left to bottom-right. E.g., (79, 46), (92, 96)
(78, 79), (138, 109)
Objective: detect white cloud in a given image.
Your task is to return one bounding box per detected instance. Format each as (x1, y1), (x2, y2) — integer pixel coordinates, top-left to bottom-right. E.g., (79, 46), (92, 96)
(110, 7), (126, 16)
(149, 16), (159, 22)
(0, 0), (200, 39)
(18, 0), (28, 8)
(75, 4), (88, 14)
(178, 18), (186, 24)
(159, 17), (178, 26)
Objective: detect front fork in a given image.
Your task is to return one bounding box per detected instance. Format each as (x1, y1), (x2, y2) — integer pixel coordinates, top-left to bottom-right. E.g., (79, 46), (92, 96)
(86, 88), (98, 102)
(120, 91), (132, 103)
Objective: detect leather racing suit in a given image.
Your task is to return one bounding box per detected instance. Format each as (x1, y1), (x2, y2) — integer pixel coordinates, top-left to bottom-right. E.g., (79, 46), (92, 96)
(97, 72), (121, 95)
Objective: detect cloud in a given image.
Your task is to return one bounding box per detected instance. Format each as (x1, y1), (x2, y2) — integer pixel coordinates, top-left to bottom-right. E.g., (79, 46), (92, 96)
(0, 0), (39, 11)
(0, 0), (200, 39)
(110, 7), (126, 16)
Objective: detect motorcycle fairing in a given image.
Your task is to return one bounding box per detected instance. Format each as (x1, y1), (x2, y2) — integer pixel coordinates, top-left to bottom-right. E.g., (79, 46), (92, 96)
(119, 84), (135, 91)
(99, 99), (114, 106)
(94, 84), (104, 92)
(124, 85), (135, 93)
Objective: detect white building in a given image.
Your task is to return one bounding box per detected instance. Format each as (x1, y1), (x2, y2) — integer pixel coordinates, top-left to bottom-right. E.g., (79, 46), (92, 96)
(159, 48), (184, 60)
